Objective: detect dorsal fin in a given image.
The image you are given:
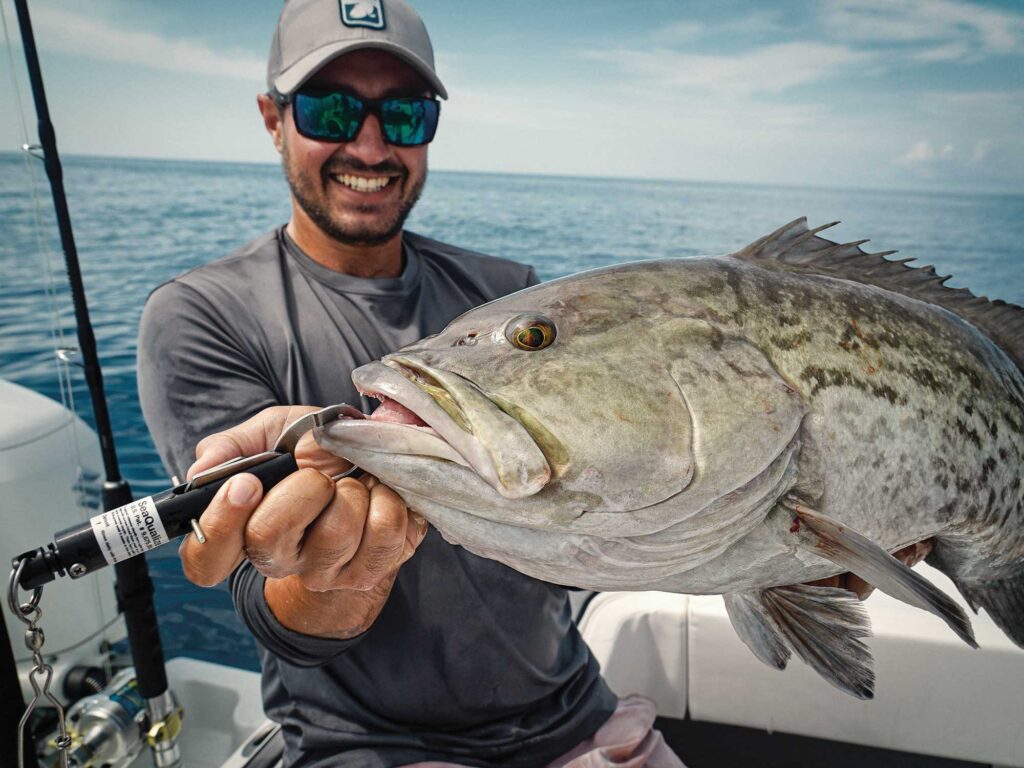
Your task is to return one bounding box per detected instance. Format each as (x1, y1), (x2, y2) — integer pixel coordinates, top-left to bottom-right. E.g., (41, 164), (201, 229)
(732, 217), (1024, 374)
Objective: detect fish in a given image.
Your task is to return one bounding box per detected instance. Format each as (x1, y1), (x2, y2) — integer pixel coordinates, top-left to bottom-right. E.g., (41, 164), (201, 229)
(314, 218), (1024, 698)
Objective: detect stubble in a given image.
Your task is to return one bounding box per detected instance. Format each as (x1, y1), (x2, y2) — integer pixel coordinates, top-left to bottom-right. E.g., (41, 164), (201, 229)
(282, 139), (426, 247)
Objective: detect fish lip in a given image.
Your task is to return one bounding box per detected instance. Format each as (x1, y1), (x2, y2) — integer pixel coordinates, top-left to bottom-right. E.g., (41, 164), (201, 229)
(351, 359), (502, 488)
(381, 358), (473, 432)
(351, 356), (550, 499)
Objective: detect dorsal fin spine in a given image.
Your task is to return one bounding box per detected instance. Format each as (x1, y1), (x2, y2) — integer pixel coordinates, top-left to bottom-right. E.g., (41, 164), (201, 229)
(732, 218), (1024, 375)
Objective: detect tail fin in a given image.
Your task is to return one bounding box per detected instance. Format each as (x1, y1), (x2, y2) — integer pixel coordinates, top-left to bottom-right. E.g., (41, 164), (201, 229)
(961, 573), (1024, 647)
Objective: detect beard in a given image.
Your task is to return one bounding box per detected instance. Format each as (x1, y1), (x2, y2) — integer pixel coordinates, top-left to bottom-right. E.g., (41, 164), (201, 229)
(282, 143), (426, 247)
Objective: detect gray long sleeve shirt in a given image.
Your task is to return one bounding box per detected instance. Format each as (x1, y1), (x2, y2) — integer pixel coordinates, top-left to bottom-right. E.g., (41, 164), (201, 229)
(136, 227), (616, 767)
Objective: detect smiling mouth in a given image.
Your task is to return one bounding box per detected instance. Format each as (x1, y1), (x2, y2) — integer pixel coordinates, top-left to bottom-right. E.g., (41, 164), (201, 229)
(329, 173), (398, 193)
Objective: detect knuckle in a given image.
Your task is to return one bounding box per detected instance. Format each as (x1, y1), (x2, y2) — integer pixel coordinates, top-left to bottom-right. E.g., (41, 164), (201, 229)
(336, 478), (371, 507)
(335, 572), (377, 592)
(245, 519), (278, 553)
(372, 513), (407, 540)
(319, 514), (363, 546)
(363, 541), (404, 576)
(304, 542), (358, 572)
(248, 553), (290, 580)
(298, 571), (334, 593)
(297, 465), (332, 489)
(368, 499), (408, 539)
(194, 514), (240, 542)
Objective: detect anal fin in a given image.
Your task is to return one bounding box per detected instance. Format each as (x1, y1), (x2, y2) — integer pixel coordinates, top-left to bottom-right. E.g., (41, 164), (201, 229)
(724, 585), (875, 699)
(786, 498), (978, 649)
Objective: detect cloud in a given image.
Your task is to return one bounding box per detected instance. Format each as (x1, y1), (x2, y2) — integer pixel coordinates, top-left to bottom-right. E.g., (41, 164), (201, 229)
(823, 0), (1024, 59)
(26, 6), (264, 82)
(584, 42), (869, 97)
(901, 140), (954, 165)
(892, 91), (1024, 186)
(897, 138), (1007, 183)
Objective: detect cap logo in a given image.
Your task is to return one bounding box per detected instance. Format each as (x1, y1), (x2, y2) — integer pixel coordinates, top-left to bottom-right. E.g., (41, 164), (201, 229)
(340, 0), (386, 30)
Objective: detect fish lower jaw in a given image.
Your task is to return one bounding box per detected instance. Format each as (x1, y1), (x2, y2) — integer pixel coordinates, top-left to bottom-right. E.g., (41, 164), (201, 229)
(321, 415), (470, 469)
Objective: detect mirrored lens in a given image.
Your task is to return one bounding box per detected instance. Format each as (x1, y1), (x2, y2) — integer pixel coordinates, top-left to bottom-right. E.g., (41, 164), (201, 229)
(294, 92), (364, 141)
(381, 99), (439, 146)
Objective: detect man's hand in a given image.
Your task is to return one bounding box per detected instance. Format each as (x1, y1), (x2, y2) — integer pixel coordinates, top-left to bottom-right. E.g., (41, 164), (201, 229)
(806, 540), (934, 600)
(179, 405), (429, 639)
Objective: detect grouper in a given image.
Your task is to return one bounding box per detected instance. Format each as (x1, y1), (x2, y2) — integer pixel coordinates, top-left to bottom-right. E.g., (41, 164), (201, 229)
(313, 218), (1024, 698)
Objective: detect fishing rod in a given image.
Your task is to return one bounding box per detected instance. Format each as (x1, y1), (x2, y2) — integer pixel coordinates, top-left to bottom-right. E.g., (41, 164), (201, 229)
(6, 1), (179, 766)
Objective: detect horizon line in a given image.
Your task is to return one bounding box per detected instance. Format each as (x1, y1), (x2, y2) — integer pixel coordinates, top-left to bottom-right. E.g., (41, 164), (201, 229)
(0, 149), (1020, 200)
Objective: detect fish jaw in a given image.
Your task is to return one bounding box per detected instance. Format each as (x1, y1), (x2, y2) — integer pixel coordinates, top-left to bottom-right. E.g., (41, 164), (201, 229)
(337, 358), (551, 499)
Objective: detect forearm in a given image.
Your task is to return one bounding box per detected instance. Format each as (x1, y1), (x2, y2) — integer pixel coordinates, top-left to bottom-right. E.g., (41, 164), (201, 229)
(264, 575), (390, 639)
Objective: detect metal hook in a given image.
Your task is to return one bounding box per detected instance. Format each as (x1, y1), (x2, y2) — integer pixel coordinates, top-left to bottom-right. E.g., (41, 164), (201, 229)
(273, 403), (364, 454)
(7, 557), (42, 623)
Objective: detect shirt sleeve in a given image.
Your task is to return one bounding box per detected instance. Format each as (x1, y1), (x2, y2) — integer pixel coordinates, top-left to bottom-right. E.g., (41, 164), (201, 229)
(137, 279), (361, 664)
(524, 265), (541, 289)
(137, 280), (278, 480)
(229, 564), (363, 667)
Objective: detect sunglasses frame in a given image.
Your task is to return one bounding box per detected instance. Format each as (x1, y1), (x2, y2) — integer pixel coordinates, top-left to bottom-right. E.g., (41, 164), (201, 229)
(277, 89), (441, 147)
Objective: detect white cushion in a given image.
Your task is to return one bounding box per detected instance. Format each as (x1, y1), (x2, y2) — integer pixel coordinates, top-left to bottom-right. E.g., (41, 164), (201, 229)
(577, 591), (688, 720)
(687, 564), (1024, 766)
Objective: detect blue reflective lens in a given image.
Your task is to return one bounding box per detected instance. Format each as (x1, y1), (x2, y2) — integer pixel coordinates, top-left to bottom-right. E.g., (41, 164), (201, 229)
(292, 92), (440, 146)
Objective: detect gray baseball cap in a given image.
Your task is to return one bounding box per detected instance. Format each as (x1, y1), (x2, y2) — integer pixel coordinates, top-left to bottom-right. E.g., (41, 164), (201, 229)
(267, 0), (447, 99)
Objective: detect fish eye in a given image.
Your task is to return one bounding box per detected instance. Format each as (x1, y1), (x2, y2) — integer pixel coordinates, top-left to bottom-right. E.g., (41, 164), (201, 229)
(505, 314), (557, 351)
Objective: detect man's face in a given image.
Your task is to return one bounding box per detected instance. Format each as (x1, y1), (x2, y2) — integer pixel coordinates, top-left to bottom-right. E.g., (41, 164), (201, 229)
(277, 49), (431, 247)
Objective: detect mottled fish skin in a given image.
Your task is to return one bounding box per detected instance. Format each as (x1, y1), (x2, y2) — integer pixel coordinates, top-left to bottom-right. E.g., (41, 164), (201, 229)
(649, 255), (1024, 593)
(315, 228), (1024, 596)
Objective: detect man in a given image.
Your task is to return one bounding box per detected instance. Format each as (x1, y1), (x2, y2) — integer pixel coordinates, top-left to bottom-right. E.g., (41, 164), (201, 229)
(137, 1), (685, 765)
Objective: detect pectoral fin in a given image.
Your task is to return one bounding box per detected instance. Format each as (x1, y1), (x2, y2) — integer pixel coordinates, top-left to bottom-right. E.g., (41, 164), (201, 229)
(725, 585), (874, 699)
(786, 499), (977, 649)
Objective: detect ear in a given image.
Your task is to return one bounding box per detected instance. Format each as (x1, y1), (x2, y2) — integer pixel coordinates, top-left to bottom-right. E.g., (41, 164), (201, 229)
(257, 93), (285, 155)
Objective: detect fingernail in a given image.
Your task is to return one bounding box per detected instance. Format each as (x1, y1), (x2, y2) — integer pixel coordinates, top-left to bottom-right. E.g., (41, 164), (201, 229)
(227, 474), (259, 505)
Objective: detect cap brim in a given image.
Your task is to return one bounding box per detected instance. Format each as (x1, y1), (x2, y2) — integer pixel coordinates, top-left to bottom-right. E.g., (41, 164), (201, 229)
(273, 40), (448, 99)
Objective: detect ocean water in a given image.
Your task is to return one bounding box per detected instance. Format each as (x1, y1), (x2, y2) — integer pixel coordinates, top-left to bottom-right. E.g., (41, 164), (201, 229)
(1, 152), (1021, 671)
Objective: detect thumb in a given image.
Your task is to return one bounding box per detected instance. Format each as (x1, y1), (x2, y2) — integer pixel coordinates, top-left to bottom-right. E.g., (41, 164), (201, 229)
(179, 473), (264, 587)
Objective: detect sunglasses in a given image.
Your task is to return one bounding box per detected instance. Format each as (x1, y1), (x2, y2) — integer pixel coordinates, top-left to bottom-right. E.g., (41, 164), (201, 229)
(289, 90), (440, 147)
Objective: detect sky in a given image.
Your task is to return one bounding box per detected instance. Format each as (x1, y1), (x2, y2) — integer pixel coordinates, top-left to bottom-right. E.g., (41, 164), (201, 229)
(1, 0), (1022, 193)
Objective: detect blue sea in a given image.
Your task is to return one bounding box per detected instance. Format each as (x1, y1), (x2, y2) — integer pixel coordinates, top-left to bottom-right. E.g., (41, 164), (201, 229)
(1, 152), (1022, 671)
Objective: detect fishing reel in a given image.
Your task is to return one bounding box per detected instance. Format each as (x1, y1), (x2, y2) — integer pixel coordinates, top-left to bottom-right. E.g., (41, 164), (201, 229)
(42, 667), (182, 768)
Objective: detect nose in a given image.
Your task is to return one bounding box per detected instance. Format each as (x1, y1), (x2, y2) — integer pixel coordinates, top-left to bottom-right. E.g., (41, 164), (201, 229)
(344, 113), (391, 166)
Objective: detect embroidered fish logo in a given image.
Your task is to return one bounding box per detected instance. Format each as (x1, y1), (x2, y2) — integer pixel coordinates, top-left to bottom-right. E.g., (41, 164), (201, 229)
(340, 0), (385, 30)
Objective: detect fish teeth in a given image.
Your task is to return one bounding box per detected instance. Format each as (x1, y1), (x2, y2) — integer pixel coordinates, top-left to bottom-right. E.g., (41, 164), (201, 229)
(334, 174), (392, 193)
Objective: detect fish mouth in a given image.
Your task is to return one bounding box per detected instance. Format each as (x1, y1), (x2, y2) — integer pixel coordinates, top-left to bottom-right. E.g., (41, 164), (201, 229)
(326, 355), (551, 499)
